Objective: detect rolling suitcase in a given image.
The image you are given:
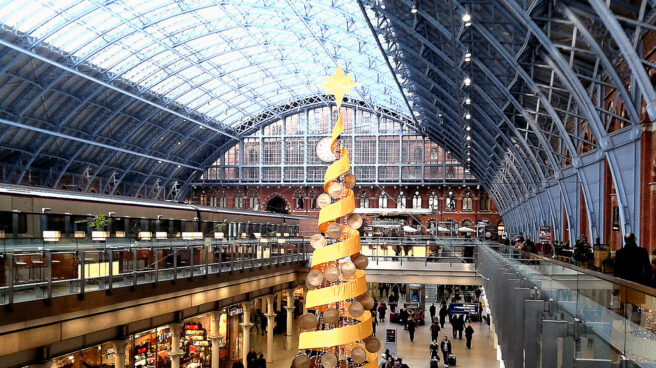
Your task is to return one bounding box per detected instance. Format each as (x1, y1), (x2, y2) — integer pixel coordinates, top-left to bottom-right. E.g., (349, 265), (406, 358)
(448, 355), (456, 366)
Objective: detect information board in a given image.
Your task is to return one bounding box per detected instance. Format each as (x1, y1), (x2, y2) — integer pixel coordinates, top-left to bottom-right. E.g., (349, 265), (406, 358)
(448, 303), (479, 315)
(384, 328), (397, 355)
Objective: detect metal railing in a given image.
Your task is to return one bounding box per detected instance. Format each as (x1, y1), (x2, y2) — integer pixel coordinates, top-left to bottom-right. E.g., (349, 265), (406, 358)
(0, 239), (308, 306)
(481, 242), (656, 368)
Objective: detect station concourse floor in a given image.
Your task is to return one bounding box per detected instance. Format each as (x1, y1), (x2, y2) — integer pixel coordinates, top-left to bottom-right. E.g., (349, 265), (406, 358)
(249, 309), (499, 368)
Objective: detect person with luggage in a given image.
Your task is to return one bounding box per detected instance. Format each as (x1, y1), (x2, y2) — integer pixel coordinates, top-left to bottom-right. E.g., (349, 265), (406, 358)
(440, 336), (452, 367)
(378, 303), (387, 322)
(430, 320), (440, 341)
(465, 324), (475, 349)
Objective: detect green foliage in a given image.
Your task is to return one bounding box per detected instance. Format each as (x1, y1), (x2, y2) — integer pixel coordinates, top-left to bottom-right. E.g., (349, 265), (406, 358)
(267, 231), (277, 238)
(214, 223), (227, 233)
(601, 247), (614, 268)
(573, 237), (592, 264)
(91, 214), (111, 231)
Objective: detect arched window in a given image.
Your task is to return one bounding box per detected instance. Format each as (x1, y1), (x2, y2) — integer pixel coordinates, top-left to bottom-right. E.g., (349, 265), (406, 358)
(413, 146), (422, 163)
(218, 191), (227, 207)
(463, 191), (472, 211)
(413, 191), (422, 208)
(480, 192), (490, 211)
(249, 195), (259, 210)
(396, 191), (406, 209)
(428, 192), (439, 210)
(359, 192), (369, 208)
(430, 148), (439, 161)
(234, 190), (244, 209)
(295, 194), (305, 210)
(378, 193), (388, 208)
(310, 193), (319, 210)
(445, 191), (456, 211)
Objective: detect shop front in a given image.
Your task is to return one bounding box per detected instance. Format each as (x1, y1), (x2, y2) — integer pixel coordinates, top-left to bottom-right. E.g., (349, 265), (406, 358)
(36, 308), (245, 368)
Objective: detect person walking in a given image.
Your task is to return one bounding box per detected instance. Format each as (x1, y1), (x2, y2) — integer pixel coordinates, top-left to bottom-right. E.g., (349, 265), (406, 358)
(439, 304), (448, 329)
(440, 336), (452, 367)
(378, 303), (387, 322)
(429, 303), (436, 322)
(255, 354), (267, 368)
(372, 310), (378, 336)
(430, 321), (440, 341)
(400, 308), (408, 330)
(408, 316), (416, 342)
(615, 233), (652, 285)
(246, 348), (257, 368)
(456, 315), (465, 340)
(429, 339), (440, 359)
(465, 324), (475, 349)
(450, 314), (457, 339)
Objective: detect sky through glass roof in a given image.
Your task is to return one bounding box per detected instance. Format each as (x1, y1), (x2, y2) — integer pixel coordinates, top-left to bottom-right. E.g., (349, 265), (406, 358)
(0, 0), (408, 131)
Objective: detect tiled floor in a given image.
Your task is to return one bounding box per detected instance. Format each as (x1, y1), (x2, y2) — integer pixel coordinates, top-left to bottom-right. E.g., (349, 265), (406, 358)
(248, 306), (499, 368)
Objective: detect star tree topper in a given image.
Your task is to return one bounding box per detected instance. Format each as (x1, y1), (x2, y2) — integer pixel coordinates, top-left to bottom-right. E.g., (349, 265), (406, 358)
(320, 66), (360, 109)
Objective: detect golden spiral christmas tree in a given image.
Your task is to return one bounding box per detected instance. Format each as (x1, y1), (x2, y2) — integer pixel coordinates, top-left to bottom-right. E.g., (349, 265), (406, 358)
(292, 67), (380, 368)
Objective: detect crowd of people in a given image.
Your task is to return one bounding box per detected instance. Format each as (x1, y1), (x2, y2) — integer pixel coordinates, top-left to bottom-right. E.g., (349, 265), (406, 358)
(373, 285), (487, 368)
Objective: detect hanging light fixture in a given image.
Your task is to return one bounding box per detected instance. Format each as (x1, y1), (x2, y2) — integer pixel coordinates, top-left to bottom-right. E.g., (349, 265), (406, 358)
(465, 126), (471, 131)
(464, 77), (471, 86)
(465, 112), (471, 120)
(462, 12), (472, 26)
(411, 1), (418, 13)
(465, 97), (471, 105)
(466, 135), (471, 141)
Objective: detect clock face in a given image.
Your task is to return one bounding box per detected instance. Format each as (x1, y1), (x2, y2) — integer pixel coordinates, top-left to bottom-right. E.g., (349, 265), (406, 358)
(315, 137), (336, 162)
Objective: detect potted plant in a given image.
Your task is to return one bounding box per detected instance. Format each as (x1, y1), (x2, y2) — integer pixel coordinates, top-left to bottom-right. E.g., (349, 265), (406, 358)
(601, 246), (614, 273)
(573, 237), (592, 268)
(91, 214), (111, 240)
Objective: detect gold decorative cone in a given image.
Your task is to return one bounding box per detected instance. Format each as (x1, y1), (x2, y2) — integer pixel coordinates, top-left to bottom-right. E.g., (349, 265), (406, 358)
(296, 66), (376, 368)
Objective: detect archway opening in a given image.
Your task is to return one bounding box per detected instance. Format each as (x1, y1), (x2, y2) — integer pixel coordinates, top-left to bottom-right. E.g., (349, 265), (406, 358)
(266, 196), (289, 214)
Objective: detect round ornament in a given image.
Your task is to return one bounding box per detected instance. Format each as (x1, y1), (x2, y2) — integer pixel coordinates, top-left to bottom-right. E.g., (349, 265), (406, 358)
(351, 347), (366, 364)
(348, 301), (364, 318)
(321, 353), (337, 368)
(293, 355), (310, 368)
(351, 253), (369, 269)
(346, 213), (363, 230)
(310, 233), (327, 249)
(326, 223), (343, 239)
(359, 295), (374, 310)
(364, 337), (382, 353)
(299, 313), (318, 331)
(315, 137), (337, 163)
(327, 182), (345, 199)
(306, 270), (324, 289)
(317, 193), (332, 209)
(340, 261), (356, 277)
(343, 173), (356, 189)
(324, 265), (340, 282)
(323, 308), (340, 324)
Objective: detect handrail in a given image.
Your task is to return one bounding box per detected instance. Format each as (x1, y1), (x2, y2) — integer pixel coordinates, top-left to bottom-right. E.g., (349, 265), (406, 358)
(495, 244), (656, 298)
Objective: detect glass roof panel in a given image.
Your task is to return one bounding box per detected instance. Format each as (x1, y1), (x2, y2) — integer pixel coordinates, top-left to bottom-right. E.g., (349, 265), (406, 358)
(0, 0), (408, 128)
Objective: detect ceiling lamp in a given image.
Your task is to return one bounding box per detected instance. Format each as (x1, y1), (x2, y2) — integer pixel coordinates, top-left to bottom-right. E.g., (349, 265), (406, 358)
(462, 13), (472, 26)
(466, 135), (471, 141)
(465, 113), (471, 120)
(465, 97), (471, 105)
(411, 1), (418, 13)
(464, 77), (471, 86)
(464, 50), (471, 62)
(466, 126), (471, 131)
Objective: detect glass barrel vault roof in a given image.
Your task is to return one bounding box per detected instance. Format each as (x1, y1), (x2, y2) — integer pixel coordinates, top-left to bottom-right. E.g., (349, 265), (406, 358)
(0, 0), (408, 130)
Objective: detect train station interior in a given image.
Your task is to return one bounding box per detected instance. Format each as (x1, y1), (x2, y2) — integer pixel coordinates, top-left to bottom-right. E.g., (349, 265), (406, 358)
(0, 0), (655, 368)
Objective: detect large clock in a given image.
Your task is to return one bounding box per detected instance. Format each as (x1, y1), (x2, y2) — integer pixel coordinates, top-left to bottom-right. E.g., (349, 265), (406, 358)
(315, 137), (337, 162)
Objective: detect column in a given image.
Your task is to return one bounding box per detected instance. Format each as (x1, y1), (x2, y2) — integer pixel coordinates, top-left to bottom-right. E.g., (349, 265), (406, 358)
(240, 303), (254, 365)
(302, 288), (308, 314)
(111, 340), (129, 368)
(265, 295), (276, 363)
(170, 323), (183, 368)
(275, 291), (282, 312)
(284, 289), (294, 350)
(210, 310), (223, 368)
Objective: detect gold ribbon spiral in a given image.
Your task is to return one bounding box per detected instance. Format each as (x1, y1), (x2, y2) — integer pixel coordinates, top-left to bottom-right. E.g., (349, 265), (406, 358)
(298, 113), (377, 368)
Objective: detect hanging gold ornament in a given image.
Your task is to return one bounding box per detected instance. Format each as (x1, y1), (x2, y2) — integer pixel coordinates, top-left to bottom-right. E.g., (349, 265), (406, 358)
(310, 233), (327, 249)
(299, 313), (318, 331)
(324, 265), (340, 282)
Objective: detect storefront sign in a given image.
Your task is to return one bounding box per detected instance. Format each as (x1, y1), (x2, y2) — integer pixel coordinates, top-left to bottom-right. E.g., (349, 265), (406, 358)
(539, 226), (552, 242)
(448, 303), (479, 315)
(228, 306), (243, 316)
